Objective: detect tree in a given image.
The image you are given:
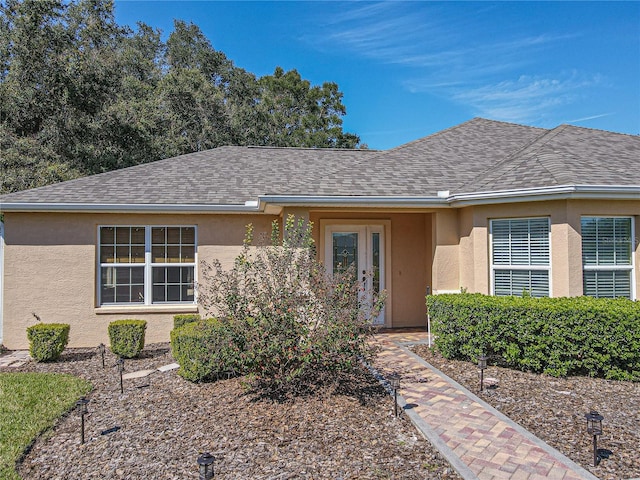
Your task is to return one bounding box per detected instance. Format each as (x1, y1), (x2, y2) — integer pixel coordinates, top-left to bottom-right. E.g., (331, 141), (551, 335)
(0, 0), (362, 195)
(255, 67), (359, 148)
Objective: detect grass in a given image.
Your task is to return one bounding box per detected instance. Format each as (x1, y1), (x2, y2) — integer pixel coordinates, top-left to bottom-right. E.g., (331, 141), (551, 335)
(0, 373), (92, 480)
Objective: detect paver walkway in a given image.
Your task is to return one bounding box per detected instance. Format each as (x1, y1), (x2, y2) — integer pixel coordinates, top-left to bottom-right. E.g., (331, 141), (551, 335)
(372, 330), (600, 480)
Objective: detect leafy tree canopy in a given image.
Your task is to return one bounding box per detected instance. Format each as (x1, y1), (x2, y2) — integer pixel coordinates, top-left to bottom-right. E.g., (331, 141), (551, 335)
(0, 0), (362, 194)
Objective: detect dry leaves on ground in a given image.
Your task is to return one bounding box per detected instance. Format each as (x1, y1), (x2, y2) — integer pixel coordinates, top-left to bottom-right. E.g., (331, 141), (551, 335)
(8, 344), (461, 480)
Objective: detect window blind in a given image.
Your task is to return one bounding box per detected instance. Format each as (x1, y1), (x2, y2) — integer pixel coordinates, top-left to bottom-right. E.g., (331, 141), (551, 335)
(491, 218), (550, 297)
(582, 217), (633, 299)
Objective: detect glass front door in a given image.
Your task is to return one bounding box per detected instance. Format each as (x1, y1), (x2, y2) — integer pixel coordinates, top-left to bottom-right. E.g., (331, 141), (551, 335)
(325, 225), (385, 324)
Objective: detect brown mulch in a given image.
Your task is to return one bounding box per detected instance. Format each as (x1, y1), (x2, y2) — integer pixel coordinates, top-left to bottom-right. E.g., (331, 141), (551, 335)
(412, 345), (640, 480)
(5, 344), (461, 480)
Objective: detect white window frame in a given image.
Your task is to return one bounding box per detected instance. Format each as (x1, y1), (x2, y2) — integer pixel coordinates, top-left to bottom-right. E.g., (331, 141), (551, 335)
(581, 216), (635, 300)
(97, 225), (197, 306)
(490, 217), (552, 297)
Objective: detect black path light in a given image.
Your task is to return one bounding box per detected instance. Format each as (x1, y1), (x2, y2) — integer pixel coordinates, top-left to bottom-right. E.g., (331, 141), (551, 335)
(585, 411), (604, 467)
(478, 354), (487, 392)
(197, 452), (215, 480)
(115, 357), (125, 394)
(389, 373), (401, 417)
(76, 397), (89, 444)
(97, 343), (106, 369)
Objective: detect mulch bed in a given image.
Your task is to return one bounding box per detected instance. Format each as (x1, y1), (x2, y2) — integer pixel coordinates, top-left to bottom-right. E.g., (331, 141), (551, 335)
(5, 344), (461, 480)
(412, 345), (640, 480)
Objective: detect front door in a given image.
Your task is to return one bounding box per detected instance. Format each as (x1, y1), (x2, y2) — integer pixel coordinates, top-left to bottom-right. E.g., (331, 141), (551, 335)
(325, 225), (385, 325)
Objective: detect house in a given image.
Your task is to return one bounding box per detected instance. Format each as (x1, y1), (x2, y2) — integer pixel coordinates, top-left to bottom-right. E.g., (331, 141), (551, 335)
(1, 118), (638, 348)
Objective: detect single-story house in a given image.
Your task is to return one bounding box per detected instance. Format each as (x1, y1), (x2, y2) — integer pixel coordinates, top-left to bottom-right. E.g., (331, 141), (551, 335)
(1, 118), (639, 348)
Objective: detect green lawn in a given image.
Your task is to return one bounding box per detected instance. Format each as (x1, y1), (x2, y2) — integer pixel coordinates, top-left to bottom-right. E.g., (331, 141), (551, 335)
(0, 373), (92, 480)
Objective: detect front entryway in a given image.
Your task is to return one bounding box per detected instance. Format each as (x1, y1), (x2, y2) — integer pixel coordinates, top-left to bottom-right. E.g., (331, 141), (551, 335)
(324, 224), (385, 325)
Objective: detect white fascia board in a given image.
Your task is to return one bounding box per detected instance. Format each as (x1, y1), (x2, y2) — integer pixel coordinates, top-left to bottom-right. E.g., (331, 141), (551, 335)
(257, 195), (448, 208)
(0, 202), (264, 214)
(448, 185), (640, 206)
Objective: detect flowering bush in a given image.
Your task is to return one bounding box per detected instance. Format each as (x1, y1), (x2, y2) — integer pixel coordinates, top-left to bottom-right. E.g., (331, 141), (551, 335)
(196, 215), (385, 394)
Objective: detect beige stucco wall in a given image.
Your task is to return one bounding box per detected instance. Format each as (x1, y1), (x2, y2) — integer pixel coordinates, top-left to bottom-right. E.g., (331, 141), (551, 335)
(4, 199), (638, 348)
(451, 199), (640, 298)
(2, 212), (277, 349)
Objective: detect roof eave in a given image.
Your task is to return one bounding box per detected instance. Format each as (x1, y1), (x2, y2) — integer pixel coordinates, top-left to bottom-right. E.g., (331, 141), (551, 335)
(258, 195), (448, 209)
(3, 186), (639, 214)
(448, 185), (640, 206)
(0, 202), (264, 214)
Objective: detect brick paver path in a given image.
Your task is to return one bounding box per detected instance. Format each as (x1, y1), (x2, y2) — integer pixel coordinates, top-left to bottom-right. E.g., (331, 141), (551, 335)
(372, 330), (600, 480)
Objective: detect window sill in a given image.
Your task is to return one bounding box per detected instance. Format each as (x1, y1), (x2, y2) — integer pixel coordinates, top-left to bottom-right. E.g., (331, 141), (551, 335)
(94, 305), (198, 315)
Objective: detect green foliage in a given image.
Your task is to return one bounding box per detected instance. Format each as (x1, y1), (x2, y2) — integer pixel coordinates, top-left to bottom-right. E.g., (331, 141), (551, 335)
(0, 0), (361, 195)
(170, 318), (246, 382)
(0, 372), (92, 480)
(428, 294), (640, 381)
(107, 319), (147, 358)
(173, 313), (202, 330)
(26, 323), (70, 362)
(195, 215), (385, 394)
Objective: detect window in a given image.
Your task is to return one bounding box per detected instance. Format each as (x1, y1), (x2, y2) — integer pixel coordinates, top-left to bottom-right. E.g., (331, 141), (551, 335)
(491, 218), (550, 297)
(99, 226), (196, 305)
(581, 217), (634, 299)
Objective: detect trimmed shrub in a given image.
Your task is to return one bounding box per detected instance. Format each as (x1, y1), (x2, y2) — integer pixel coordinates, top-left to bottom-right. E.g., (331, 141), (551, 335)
(170, 318), (246, 382)
(26, 323), (70, 362)
(428, 294), (640, 381)
(108, 319), (147, 358)
(173, 313), (201, 330)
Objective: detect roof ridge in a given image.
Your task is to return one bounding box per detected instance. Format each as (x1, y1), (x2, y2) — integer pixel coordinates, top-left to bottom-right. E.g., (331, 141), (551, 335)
(246, 145), (382, 152)
(561, 123), (640, 139)
(459, 124), (568, 191)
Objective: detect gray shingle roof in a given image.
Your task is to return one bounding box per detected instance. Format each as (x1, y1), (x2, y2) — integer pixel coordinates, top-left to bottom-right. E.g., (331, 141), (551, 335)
(0, 147), (380, 205)
(464, 124), (640, 192)
(1, 118), (638, 208)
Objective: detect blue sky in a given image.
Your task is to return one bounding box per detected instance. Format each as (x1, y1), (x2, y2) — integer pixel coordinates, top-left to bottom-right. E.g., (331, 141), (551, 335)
(114, 1), (640, 150)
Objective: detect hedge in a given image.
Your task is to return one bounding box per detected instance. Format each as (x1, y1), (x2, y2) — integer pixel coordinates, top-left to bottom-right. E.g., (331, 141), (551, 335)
(427, 294), (640, 381)
(108, 319), (147, 358)
(170, 318), (246, 382)
(26, 323), (70, 362)
(173, 314), (201, 330)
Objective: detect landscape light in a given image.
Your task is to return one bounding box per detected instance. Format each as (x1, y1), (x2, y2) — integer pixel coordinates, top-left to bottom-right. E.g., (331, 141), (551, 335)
(389, 373), (401, 417)
(76, 397), (89, 444)
(585, 411), (604, 467)
(97, 343), (106, 368)
(197, 452), (215, 480)
(478, 354), (487, 392)
(116, 357), (125, 394)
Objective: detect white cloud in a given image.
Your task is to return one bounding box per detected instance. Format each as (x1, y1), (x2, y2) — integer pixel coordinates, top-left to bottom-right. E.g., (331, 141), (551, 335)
(448, 73), (603, 123)
(308, 3), (603, 126)
(565, 113), (614, 123)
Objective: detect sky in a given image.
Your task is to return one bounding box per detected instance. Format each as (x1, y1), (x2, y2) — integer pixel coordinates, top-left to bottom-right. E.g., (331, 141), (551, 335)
(114, 1), (640, 150)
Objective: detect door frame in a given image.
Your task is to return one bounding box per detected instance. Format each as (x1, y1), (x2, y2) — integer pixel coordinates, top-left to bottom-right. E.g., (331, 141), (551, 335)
(319, 219), (392, 327)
